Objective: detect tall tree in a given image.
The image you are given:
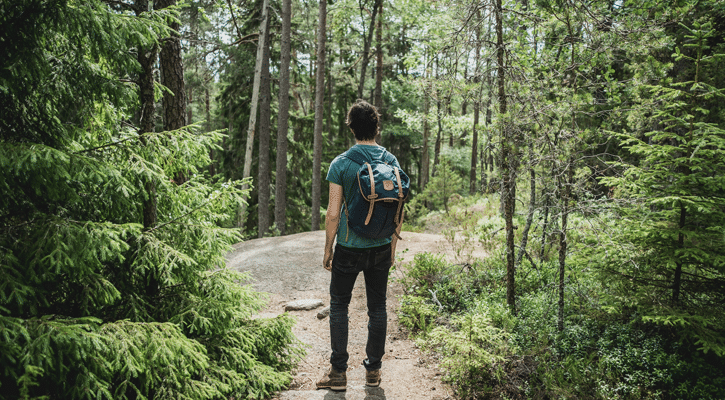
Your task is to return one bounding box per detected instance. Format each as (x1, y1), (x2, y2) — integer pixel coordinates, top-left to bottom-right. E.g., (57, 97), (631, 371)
(420, 58), (431, 192)
(495, 0), (516, 313)
(374, 0), (384, 113)
(239, 0), (270, 227)
(470, 16), (481, 194)
(155, 0), (187, 184)
(134, 0), (158, 229)
(258, 16), (272, 238)
(357, 0), (382, 99)
(311, 0), (327, 231)
(275, 0), (292, 236)
(600, 20), (725, 355)
(432, 56), (442, 177)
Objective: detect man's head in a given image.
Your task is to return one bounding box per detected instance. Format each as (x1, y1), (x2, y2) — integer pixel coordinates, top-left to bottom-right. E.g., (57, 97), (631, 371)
(346, 99), (379, 141)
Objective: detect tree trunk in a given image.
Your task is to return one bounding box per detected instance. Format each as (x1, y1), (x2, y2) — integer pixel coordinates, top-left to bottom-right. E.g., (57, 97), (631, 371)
(480, 135), (487, 192)
(374, 0), (383, 130)
(470, 20), (481, 194)
(155, 0), (187, 184)
(539, 192), (550, 259)
(495, 0), (516, 314)
(311, 0), (327, 231)
(326, 71), (333, 144)
(421, 83), (430, 191)
(432, 57), (442, 177)
(482, 49), (493, 193)
(516, 152), (536, 269)
(257, 19), (272, 238)
(357, 0), (381, 100)
(135, 1), (157, 229)
(433, 95), (442, 177)
(558, 160), (572, 332)
(275, 0), (292, 236)
(206, 88), (215, 177)
(470, 104), (479, 194)
(239, 0), (270, 228)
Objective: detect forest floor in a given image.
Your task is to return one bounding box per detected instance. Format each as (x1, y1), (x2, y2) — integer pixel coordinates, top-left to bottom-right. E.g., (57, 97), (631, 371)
(227, 230), (488, 399)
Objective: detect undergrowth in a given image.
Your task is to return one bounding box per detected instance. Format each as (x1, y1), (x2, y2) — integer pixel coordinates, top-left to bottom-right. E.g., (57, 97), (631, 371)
(397, 196), (725, 400)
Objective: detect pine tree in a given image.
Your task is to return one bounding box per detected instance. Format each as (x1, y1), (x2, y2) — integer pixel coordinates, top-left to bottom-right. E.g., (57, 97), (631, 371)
(601, 20), (725, 357)
(0, 1), (303, 398)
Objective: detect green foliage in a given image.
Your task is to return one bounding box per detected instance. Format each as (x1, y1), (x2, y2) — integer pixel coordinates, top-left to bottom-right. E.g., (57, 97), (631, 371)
(0, 1), (303, 398)
(422, 313), (510, 399)
(399, 201), (725, 400)
(405, 156), (465, 219)
(536, 319), (725, 400)
(599, 19), (725, 359)
(398, 295), (438, 333)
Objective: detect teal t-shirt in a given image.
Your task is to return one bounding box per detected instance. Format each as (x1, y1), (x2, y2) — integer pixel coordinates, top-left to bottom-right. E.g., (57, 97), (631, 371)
(326, 144), (401, 249)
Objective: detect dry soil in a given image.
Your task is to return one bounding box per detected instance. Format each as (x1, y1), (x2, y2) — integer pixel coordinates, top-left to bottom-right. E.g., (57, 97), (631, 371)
(226, 230), (488, 399)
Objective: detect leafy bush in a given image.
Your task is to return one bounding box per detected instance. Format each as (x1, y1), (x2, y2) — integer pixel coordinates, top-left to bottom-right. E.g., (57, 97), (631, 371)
(422, 313), (511, 399)
(405, 156), (465, 220)
(398, 295), (439, 333)
(539, 319), (725, 400)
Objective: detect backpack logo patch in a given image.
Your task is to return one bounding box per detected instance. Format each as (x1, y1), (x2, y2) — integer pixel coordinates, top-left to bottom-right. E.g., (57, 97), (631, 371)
(383, 180), (394, 191)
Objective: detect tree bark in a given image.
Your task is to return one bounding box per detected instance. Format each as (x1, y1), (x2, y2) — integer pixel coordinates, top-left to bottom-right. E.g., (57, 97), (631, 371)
(275, 0), (292, 236)
(516, 148), (536, 269)
(374, 0), (383, 115)
(421, 81), (430, 192)
(539, 191), (550, 259)
(311, 0), (327, 231)
(357, 0), (381, 100)
(558, 159), (572, 332)
(480, 136), (487, 192)
(258, 18), (272, 238)
(432, 57), (442, 177)
(239, 0), (270, 228)
(155, 0), (187, 184)
(207, 88), (215, 176)
(495, 0), (516, 314)
(135, 0), (157, 229)
(433, 94), (442, 177)
(470, 19), (481, 194)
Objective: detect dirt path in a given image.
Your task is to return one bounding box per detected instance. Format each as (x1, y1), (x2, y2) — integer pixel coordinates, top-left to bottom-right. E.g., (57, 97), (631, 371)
(226, 231), (487, 399)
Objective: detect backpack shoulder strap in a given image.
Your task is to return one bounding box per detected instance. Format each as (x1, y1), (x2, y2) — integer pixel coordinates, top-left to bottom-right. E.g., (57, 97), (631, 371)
(382, 149), (397, 165)
(340, 148), (369, 166)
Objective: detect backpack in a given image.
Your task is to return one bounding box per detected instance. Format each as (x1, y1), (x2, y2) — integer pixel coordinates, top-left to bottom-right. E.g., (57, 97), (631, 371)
(340, 147), (410, 240)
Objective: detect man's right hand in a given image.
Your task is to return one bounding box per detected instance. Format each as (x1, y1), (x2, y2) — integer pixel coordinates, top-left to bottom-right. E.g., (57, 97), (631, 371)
(323, 250), (333, 271)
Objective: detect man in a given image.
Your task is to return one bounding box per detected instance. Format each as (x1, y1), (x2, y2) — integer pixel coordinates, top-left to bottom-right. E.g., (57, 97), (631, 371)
(316, 100), (402, 391)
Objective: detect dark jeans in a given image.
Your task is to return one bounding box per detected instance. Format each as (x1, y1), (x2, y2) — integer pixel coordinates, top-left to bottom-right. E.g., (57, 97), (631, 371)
(329, 243), (391, 372)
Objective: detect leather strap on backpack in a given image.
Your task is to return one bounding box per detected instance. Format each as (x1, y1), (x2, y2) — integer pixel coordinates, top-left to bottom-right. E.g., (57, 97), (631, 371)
(393, 166), (404, 225)
(364, 162), (378, 225)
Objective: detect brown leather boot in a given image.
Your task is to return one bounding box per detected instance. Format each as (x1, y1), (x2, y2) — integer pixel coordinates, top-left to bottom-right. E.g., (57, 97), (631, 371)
(365, 369), (382, 387)
(316, 367), (347, 391)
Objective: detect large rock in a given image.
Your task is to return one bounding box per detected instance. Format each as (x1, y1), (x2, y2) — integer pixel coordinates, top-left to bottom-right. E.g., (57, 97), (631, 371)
(285, 299), (324, 311)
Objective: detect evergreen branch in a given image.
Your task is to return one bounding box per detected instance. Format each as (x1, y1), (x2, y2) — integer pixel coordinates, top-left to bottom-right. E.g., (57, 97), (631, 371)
(101, 0), (137, 12)
(146, 196), (217, 233)
(74, 135), (139, 154)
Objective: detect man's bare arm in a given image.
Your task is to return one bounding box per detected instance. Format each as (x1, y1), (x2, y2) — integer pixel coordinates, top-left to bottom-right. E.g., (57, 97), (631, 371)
(391, 210), (404, 265)
(323, 183), (343, 271)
